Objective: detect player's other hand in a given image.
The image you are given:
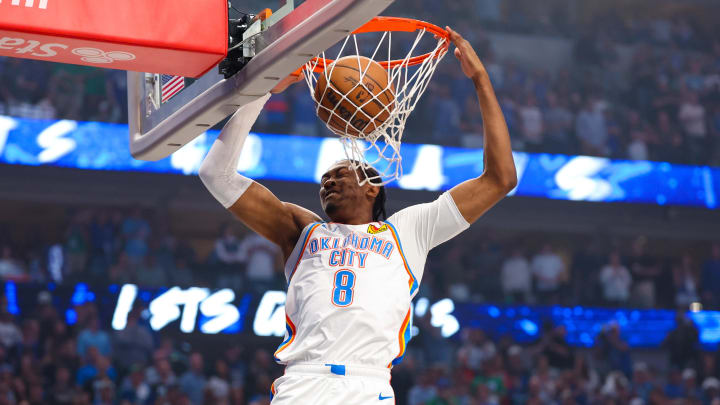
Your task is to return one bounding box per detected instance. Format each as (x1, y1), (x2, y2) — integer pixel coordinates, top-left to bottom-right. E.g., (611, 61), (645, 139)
(446, 26), (488, 82)
(270, 73), (304, 94)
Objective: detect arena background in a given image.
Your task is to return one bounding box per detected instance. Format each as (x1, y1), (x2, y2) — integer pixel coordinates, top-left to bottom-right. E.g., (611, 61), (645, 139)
(1, 0), (720, 404)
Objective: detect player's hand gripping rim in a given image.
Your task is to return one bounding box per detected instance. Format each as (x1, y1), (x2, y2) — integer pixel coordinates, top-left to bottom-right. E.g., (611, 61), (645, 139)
(445, 26), (489, 83)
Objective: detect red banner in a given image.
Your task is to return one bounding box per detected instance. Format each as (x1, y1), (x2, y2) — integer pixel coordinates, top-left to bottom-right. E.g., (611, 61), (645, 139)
(0, 0), (227, 77)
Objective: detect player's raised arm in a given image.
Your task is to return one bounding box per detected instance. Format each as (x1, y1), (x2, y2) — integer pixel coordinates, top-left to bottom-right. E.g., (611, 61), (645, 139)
(445, 27), (517, 224)
(198, 75), (321, 259)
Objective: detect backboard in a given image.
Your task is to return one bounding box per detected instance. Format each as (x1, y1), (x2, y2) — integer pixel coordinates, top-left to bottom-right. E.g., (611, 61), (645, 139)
(128, 0), (395, 161)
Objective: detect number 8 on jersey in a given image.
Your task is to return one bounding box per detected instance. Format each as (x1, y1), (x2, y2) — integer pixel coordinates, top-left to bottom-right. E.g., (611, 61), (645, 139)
(332, 269), (356, 307)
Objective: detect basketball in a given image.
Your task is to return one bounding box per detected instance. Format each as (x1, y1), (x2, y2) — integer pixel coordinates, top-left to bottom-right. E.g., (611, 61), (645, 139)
(314, 56), (396, 137)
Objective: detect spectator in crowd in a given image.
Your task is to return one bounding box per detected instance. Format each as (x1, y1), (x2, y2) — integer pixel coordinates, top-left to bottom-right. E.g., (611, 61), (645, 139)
(599, 251), (633, 306)
(170, 255), (196, 287)
(238, 233), (281, 285)
(121, 208), (151, 265)
(699, 352), (719, 382)
(112, 309), (154, 374)
(678, 91), (708, 163)
(597, 322), (632, 377)
(213, 225), (245, 267)
(682, 368), (702, 400)
(625, 236), (660, 308)
(575, 97), (609, 156)
(426, 377), (456, 405)
(179, 352), (207, 405)
(543, 92), (574, 154)
(631, 362), (655, 403)
(0, 311), (23, 352)
(64, 213), (90, 278)
(135, 254), (168, 287)
(457, 329), (496, 371)
(213, 225), (246, 290)
(145, 350), (177, 400)
(703, 378), (720, 404)
(531, 244), (566, 304)
(207, 359), (232, 405)
(500, 248), (532, 304)
(408, 370), (438, 405)
(538, 325), (575, 370)
(76, 347), (116, 387)
(431, 83), (462, 144)
(77, 316), (111, 358)
(700, 243), (720, 309)
(663, 311), (700, 370)
(459, 96), (485, 148)
(665, 368), (685, 399)
(49, 366), (76, 405)
(0, 245), (27, 281)
(118, 364), (152, 405)
(518, 94), (544, 152)
(672, 254), (700, 308)
(171, 256), (196, 287)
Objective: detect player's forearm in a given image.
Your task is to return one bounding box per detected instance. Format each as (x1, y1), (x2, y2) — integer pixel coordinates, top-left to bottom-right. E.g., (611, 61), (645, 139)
(474, 74), (517, 191)
(198, 94), (270, 208)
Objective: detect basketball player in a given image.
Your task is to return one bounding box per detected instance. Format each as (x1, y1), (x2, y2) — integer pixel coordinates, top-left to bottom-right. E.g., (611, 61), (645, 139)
(198, 27), (516, 404)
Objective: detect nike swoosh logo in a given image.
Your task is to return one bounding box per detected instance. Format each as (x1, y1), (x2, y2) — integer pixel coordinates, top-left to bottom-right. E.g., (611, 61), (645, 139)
(378, 394), (393, 400)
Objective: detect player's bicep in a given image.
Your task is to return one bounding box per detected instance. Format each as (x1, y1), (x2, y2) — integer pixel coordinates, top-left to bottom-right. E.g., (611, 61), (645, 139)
(449, 176), (510, 224)
(227, 182), (318, 256)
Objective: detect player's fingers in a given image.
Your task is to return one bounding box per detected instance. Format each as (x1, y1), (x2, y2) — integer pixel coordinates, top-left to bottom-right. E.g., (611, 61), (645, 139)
(454, 47), (462, 60)
(446, 26), (462, 44)
(447, 26), (473, 53)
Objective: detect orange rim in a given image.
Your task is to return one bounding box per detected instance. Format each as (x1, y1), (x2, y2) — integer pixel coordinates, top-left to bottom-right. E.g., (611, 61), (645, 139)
(300, 16), (450, 74)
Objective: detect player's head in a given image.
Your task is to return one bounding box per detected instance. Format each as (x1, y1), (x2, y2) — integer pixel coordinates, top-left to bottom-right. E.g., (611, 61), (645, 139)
(319, 160), (386, 223)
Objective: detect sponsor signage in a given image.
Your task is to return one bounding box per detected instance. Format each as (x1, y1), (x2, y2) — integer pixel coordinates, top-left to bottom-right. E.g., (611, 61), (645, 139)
(0, 0), (226, 76)
(3, 282), (719, 349)
(1, 115), (718, 209)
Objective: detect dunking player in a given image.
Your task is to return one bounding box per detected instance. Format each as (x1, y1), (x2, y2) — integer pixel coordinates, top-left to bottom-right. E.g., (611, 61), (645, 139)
(198, 27), (516, 404)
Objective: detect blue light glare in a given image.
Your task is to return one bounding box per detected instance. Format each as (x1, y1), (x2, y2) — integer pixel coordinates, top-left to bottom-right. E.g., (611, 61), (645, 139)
(4, 282), (19, 315)
(517, 319), (539, 336)
(71, 283), (94, 305)
(65, 309), (77, 325)
(1, 115), (719, 208)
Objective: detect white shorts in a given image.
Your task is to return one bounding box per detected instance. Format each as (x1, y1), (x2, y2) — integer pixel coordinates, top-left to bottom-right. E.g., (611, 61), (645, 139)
(270, 363), (395, 405)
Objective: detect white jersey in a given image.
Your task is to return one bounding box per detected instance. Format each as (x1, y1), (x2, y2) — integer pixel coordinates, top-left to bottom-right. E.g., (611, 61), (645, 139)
(274, 192), (469, 368)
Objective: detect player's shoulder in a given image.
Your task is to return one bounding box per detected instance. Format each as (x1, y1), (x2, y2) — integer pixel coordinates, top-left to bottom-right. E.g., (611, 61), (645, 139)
(387, 192), (452, 223)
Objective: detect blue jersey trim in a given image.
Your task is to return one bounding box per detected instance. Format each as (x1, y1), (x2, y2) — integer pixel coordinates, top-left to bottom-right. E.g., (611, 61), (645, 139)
(287, 222), (323, 287)
(384, 220), (419, 296)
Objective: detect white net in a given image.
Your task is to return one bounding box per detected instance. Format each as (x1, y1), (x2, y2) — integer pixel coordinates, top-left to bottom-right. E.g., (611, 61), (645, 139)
(302, 19), (449, 186)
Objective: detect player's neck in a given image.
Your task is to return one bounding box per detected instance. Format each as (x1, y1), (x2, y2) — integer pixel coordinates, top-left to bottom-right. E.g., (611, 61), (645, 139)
(329, 212), (374, 225)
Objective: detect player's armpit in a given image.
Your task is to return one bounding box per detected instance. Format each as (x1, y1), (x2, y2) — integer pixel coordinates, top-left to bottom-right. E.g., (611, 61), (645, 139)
(228, 182), (320, 260)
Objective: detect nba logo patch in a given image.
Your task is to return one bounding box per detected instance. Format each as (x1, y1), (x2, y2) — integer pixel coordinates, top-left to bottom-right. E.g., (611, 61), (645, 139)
(367, 224), (388, 234)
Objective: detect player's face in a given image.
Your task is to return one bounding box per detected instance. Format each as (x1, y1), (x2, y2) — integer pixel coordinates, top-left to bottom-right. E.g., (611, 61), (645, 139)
(319, 162), (374, 221)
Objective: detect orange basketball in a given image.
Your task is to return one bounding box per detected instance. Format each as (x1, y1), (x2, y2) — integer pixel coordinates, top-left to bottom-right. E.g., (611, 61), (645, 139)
(314, 56), (395, 137)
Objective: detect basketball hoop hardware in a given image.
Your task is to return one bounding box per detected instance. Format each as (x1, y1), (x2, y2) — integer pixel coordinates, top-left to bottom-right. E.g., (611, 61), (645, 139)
(302, 17), (450, 186)
(145, 74), (161, 114)
(128, 0), (397, 161)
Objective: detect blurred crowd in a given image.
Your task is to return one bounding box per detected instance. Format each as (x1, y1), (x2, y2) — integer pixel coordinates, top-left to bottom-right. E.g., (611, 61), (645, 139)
(0, 294), (282, 405)
(2, 1), (720, 166)
(0, 287), (717, 405)
(393, 312), (720, 405)
(425, 235), (720, 312)
(1, 206), (719, 312)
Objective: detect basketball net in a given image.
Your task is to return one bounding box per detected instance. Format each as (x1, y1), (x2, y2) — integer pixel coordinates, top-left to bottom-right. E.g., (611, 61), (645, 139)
(302, 18), (449, 186)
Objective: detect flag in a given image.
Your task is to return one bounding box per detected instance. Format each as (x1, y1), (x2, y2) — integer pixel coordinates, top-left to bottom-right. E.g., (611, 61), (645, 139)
(161, 75), (185, 103)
